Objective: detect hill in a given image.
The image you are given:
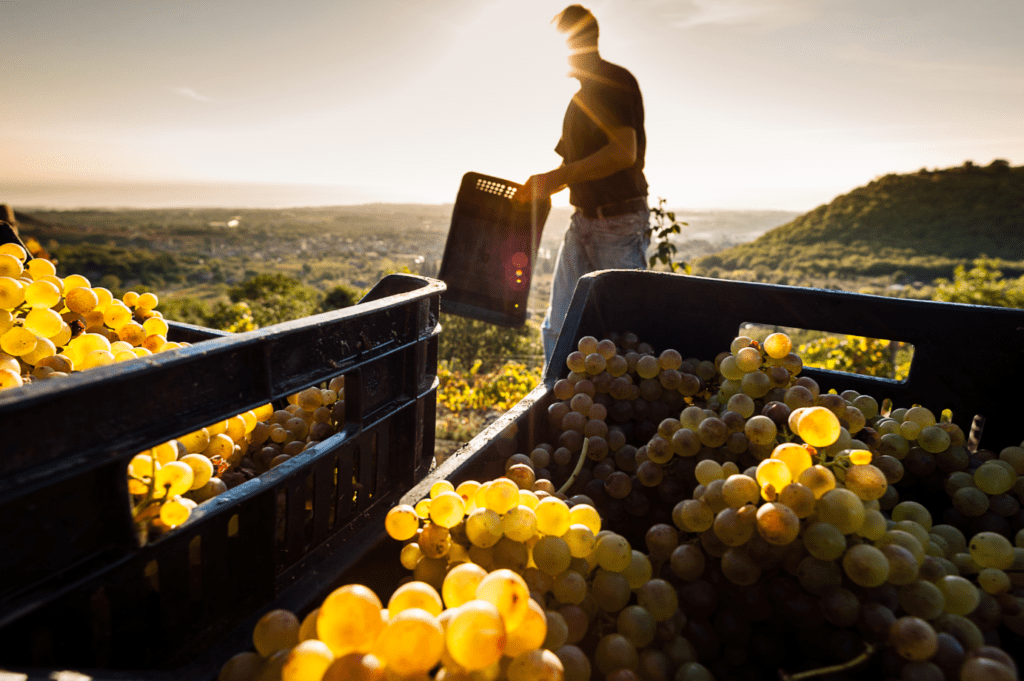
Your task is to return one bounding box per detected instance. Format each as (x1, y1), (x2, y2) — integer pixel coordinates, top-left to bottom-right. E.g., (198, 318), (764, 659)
(693, 160), (1024, 282)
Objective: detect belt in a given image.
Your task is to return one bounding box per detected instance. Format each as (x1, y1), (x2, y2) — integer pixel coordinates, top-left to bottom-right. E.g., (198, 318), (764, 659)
(577, 196), (648, 220)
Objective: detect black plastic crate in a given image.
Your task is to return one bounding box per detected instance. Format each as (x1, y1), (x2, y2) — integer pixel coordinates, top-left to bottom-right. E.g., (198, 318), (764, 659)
(437, 172), (551, 327)
(0, 273), (444, 674)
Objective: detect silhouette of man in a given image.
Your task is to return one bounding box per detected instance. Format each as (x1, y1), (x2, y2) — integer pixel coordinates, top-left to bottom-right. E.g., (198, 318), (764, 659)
(516, 5), (649, 368)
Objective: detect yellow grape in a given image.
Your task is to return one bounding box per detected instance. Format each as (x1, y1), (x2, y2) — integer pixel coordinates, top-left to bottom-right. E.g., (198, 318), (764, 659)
(0, 368), (22, 390)
(796, 406), (841, 448)
(502, 505), (539, 542)
(317, 584), (384, 656)
(321, 653), (385, 681)
(430, 480), (455, 498)
(817, 488), (865, 534)
(969, 532), (1014, 570)
(375, 608), (444, 677)
(24, 307), (62, 338)
(593, 533), (632, 572)
(798, 464), (836, 499)
(621, 550), (654, 590)
(764, 332), (792, 359)
(81, 349), (116, 370)
(484, 478), (521, 514)
(414, 498), (431, 519)
(218, 651), (264, 681)
(0, 277), (25, 309)
(771, 443), (813, 478)
(280, 639), (334, 681)
(507, 648), (564, 681)
(0, 243), (27, 260)
(298, 608), (320, 642)
(475, 568), (530, 631)
(25, 257), (56, 279)
(1, 327), (37, 357)
(136, 291), (159, 310)
(445, 600), (506, 670)
(22, 336), (56, 366)
(388, 581), (443, 617)
(465, 508), (503, 548)
(159, 496), (193, 527)
(385, 505), (420, 541)
(103, 303), (133, 330)
(180, 454), (214, 490)
(428, 491), (466, 528)
(399, 543), (422, 570)
(253, 609), (301, 657)
(755, 459), (792, 496)
(456, 480), (482, 509)
(442, 562), (488, 609)
(24, 280), (60, 309)
(568, 504), (601, 534)
(153, 461), (194, 498)
(535, 497), (571, 536)
(562, 524), (596, 558)
(755, 502), (800, 545)
(504, 598), (547, 658)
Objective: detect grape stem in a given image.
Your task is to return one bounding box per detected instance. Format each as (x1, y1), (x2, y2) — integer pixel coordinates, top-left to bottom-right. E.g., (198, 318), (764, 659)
(778, 642), (874, 681)
(558, 438), (589, 496)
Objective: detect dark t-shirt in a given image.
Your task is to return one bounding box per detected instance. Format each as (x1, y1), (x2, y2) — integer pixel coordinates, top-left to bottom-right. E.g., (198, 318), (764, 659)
(555, 59), (648, 209)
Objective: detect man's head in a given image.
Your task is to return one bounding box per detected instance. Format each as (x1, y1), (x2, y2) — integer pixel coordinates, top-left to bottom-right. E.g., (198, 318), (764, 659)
(554, 5), (599, 75)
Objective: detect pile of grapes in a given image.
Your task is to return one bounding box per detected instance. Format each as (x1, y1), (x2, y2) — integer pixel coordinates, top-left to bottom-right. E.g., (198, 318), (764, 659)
(216, 330), (1024, 681)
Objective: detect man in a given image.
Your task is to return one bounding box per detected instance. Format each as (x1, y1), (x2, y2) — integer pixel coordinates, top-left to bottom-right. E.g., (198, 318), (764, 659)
(516, 4), (649, 367)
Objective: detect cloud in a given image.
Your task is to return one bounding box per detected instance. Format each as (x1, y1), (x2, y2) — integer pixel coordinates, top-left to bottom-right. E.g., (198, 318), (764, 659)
(169, 86), (211, 102)
(657, 0), (820, 30)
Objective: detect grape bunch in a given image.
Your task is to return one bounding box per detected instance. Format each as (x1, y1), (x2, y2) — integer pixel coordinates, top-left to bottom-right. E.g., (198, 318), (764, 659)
(0, 242), (184, 389)
(488, 330), (1024, 681)
(129, 377), (347, 543)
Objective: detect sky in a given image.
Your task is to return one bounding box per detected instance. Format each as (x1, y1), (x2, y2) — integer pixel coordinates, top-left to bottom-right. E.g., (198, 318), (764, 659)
(1, 0), (1022, 210)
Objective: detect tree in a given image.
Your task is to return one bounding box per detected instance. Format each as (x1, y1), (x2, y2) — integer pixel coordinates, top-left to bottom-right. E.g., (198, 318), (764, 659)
(320, 283), (365, 312)
(646, 198), (691, 272)
(437, 314), (541, 372)
(227, 273), (322, 327)
(932, 257), (1024, 308)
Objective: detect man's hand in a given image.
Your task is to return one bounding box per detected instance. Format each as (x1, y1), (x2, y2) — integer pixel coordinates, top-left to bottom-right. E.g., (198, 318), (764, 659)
(514, 172), (561, 204)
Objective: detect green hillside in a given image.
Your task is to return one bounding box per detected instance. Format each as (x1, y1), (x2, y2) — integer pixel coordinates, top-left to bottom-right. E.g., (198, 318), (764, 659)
(693, 160), (1024, 282)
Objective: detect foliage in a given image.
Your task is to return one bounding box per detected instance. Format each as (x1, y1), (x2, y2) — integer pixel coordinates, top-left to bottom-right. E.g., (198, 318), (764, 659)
(646, 198), (690, 273)
(159, 298), (257, 332)
(691, 160), (1024, 282)
(799, 335), (911, 381)
(932, 257), (1024, 308)
(437, 313), (541, 372)
(227, 273), (322, 327)
(208, 301), (257, 333)
(436, 360), (542, 414)
(53, 241), (185, 286)
(320, 283), (366, 312)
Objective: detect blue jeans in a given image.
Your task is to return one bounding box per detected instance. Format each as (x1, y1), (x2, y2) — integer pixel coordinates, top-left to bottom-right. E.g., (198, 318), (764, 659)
(541, 206), (650, 366)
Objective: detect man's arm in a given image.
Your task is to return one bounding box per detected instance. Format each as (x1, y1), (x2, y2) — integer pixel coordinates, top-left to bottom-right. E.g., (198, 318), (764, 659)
(517, 125), (637, 202)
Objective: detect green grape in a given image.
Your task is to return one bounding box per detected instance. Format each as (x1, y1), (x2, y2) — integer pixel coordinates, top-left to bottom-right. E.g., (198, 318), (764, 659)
(636, 579), (678, 621)
(591, 570), (631, 612)
(546, 610), (571, 649)
(734, 346), (762, 372)
(892, 501), (933, 530)
(898, 580), (946, 620)
(534, 536), (572, 576)
(465, 508), (502, 548)
(673, 499), (714, 532)
(253, 609), (301, 657)
(893, 520), (931, 550)
(953, 487), (990, 517)
(535, 497), (571, 536)
(726, 393), (755, 418)
(218, 651), (264, 681)
(798, 556), (843, 595)
(720, 546), (761, 586)
(936, 575), (980, 616)
(745, 415), (778, 446)
(816, 488), (865, 534)
(904, 406), (937, 429)
(974, 462), (1015, 495)
(713, 507), (754, 547)
(852, 394), (879, 419)
(845, 464), (888, 501)
(620, 550), (653, 589)
(282, 639), (334, 681)
(595, 633), (639, 676)
(670, 544), (705, 581)
(880, 544), (920, 586)
(555, 645), (590, 681)
(842, 544), (890, 587)
(917, 426), (951, 454)
(695, 459), (724, 486)
(969, 532), (1014, 569)
(977, 568), (1011, 595)
(741, 371), (771, 398)
(778, 482), (816, 518)
(507, 648), (564, 681)
(399, 543), (422, 570)
(616, 605), (656, 648)
(722, 474), (760, 508)
(719, 355), (745, 381)
(889, 616), (938, 661)
(803, 522), (846, 561)
(798, 464), (836, 499)
(593, 533), (632, 572)
(501, 505), (538, 542)
(561, 523), (595, 558)
(552, 570), (587, 605)
(475, 568), (530, 632)
(900, 420), (923, 441)
(385, 505), (421, 541)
